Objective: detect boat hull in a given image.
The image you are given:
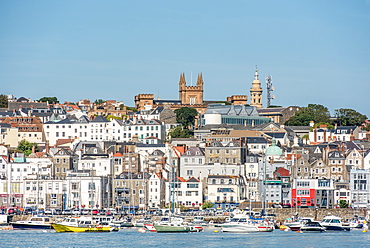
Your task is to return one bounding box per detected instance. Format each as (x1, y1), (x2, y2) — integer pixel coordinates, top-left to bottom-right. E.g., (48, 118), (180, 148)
(11, 223), (52, 230)
(321, 225), (350, 232)
(153, 225), (190, 233)
(221, 224), (259, 233)
(300, 227), (326, 233)
(52, 224), (112, 233)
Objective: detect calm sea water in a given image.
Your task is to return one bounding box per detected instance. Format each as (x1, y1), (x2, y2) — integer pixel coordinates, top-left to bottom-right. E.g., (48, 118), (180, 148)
(1, 228), (370, 248)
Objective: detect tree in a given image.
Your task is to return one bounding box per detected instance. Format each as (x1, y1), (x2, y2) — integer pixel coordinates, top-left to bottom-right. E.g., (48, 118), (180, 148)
(339, 200), (349, 208)
(167, 126), (192, 138)
(302, 134), (309, 145)
(202, 201), (214, 209)
(0, 94), (8, 108)
(94, 99), (105, 105)
(215, 101), (231, 105)
(334, 108), (367, 126)
(38, 97), (59, 103)
(17, 140), (39, 156)
(106, 115), (123, 121)
(285, 104), (331, 126)
(174, 107), (198, 129)
(126, 106), (138, 112)
(310, 122), (334, 131)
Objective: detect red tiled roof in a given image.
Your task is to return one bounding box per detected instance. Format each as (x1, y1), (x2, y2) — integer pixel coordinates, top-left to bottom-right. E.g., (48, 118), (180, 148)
(275, 167), (290, 177)
(286, 154), (301, 160)
(176, 177), (187, 182)
(113, 152), (123, 157)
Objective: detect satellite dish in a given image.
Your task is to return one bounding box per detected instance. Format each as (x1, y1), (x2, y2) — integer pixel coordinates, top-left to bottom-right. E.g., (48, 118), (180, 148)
(271, 86), (275, 91)
(272, 95), (276, 99)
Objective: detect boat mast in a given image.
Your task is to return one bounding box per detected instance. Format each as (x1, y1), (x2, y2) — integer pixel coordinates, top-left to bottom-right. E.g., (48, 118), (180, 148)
(7, 153), (12, 213)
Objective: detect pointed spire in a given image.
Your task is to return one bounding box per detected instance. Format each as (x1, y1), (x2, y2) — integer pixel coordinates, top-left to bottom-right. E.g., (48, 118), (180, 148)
(197, 73), (204, 86)
(179, 72), (186, 85)
(254, 65), (259, 80)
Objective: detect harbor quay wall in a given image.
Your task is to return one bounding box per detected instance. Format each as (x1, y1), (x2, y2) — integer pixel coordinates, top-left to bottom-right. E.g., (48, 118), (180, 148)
(252, 208), (369, 223)
(9, 208), (369, 224)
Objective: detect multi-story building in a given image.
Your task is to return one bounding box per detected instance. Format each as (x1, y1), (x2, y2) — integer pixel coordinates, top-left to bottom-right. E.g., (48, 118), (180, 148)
(64, 171), (109, 210)
(350, 168), (370, 208)
(207, 175), (245, 209)
(292, 179), (335, 208)
(0, 116), (44, 146)
(113, 172), (150, 211)
(148, 173), (166, 208)
(165, 177), (203, 209)
(44, 116), (90, 146)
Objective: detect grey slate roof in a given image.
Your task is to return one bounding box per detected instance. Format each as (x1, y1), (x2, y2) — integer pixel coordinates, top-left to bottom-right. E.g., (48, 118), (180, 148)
(90, 115), (109, 122)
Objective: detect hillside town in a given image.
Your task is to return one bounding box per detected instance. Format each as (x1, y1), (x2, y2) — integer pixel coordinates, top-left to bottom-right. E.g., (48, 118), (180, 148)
(1, 68), (370, 215)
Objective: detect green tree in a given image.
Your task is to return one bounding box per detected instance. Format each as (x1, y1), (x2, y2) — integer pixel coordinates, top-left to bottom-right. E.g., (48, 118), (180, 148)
(202, 201), (214, 209)
(334, 108), (367, 126)
(0, 94), (8, 108)
(106, 115), (123, 121)
(285, 104), (331, 126)
(174, 107), (198, 129)
(94, 99), (105, 105)
(302, 134), (309, 145)
(339, 200), (349, 208)
(17, 140), (39, 156)
(126, 106), (138, 112)
(167, 126), (192, 138)
(215, 101), (231, 105)
(310, 122), (334, 131)
(38, 97), (59, 103)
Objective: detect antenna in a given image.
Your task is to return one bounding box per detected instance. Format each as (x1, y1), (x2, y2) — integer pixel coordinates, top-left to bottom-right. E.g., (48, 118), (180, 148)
(265, 75), (275, 107)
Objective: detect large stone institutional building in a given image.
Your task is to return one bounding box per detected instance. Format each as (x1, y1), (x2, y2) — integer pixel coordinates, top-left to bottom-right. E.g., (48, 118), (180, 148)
(134, 69), (261, 112)
(134, 68), (299, 124)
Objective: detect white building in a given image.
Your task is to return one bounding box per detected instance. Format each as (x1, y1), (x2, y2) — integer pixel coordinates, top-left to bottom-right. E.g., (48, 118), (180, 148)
(165, 177), (203, 209)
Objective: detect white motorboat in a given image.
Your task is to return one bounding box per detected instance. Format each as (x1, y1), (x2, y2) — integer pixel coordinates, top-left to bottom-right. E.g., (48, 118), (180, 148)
(320, 215), (351, 232)
(219, 214), (273, 233)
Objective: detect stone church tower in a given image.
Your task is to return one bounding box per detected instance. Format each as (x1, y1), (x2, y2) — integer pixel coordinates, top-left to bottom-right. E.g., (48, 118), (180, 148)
(250, 67), (263, 108)
(179, 73), (204, 105)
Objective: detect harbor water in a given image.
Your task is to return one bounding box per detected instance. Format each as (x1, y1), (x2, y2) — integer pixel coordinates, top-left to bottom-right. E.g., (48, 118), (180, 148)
(1, 227), (369, 248)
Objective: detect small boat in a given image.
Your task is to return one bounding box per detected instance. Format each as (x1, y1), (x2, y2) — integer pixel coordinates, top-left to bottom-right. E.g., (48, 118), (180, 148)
(144, 223), (157, 232)
(300, 221), (326, 233)
(153, 216), (191, 233)
(134, 217), (152, 227)
(320, 215), (351, 232)
(219, 214), (261, 233)
(52, 216), (117, 233)
(11, 216), (53, 229)
(112, 218), (134, 228)
(283, 217), (314, 231)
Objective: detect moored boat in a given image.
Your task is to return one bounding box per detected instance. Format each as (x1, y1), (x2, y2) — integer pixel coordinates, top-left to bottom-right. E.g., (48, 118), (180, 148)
(219, 214), (259, 233)
(300, 221), (326, 233)
(153, 216), (191, 233)
(320, 215), (351, 232)
(52, 216), (117, 233)
(11, 216), (53, 229)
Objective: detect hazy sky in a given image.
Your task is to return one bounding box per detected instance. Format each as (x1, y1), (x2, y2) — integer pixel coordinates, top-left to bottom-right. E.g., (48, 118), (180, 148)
(1, 0), (370, 117)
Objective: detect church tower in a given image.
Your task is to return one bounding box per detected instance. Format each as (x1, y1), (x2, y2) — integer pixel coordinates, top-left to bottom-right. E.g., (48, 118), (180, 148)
(179, 73), (204, 105)
(250, 66), (263, 108)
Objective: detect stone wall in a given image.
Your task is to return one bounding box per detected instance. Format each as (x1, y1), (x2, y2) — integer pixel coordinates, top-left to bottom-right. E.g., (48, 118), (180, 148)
(254, 208), (369, 223)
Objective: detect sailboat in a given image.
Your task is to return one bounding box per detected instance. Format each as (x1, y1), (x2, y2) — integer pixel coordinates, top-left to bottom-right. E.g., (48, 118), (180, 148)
(152, 146), (190, 233)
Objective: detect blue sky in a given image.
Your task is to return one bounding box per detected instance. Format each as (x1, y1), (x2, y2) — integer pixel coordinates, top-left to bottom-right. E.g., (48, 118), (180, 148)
(1, 0), (370, 118)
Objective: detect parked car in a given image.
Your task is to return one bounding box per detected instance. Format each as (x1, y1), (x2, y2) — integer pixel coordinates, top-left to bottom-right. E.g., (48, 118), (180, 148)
(62, 209), (72, 215)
